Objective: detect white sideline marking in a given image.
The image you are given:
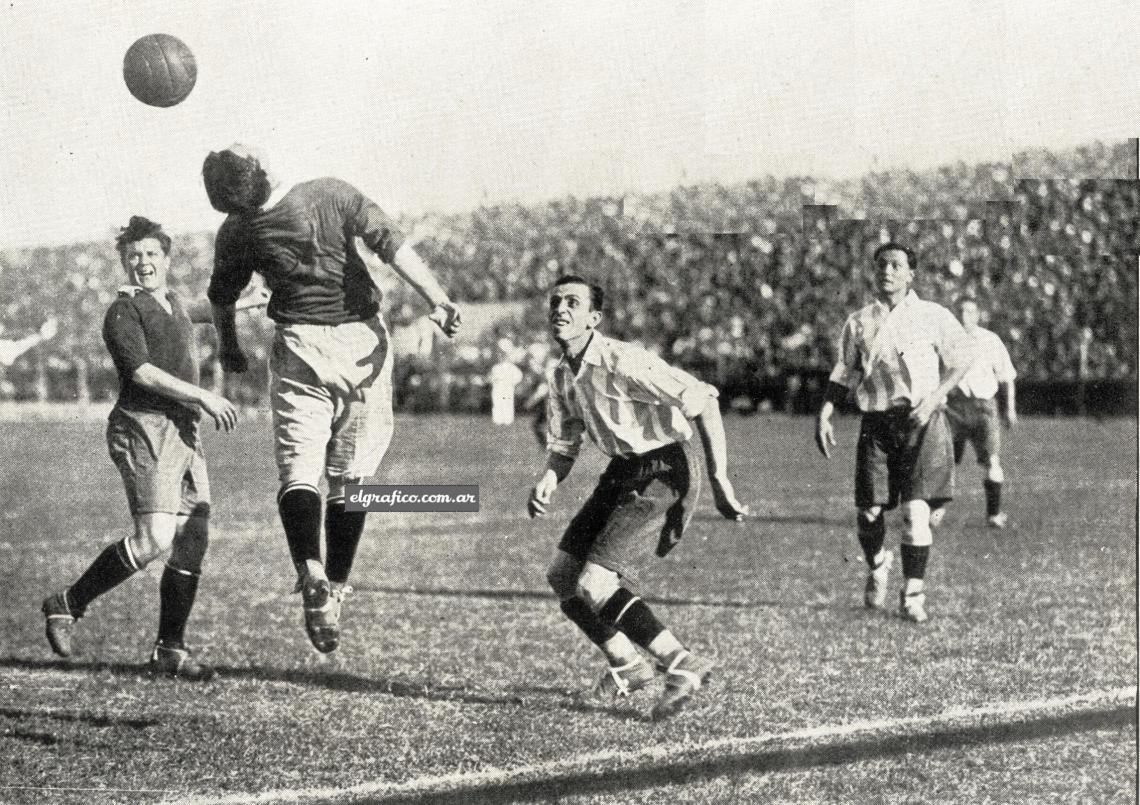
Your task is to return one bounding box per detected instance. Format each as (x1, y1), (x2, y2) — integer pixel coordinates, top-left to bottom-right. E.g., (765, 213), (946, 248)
(176, 686), (1136, 805)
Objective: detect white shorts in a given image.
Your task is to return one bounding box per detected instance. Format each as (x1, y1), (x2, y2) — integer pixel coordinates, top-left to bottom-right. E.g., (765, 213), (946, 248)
(270, 316), (395, 501)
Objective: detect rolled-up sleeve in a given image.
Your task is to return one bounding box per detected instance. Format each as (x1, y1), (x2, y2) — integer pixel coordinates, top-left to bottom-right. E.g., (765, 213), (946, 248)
(342, 180), (406, 265)
(828, 316), (862, 390)
(546, 370), (585, 458)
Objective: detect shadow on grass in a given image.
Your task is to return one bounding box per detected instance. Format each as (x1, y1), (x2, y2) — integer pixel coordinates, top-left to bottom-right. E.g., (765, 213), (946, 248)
(0, 656), (550, 708)
(349, 584), (819, 611)
(351, 702), (1137, 804)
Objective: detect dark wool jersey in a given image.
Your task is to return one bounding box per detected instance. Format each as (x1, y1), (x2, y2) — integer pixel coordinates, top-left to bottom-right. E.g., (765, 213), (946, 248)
(207, 177), (406, 325)
(103, 289), (200, 429)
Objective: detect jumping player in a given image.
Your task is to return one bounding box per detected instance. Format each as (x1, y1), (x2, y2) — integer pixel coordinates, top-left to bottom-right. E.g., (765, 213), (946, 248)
(529, 275), (748, 720)
(41, 216), (263, 679)
(815, 242), (974, 623)
(202, 145), (461, 654)
(941, 298), (1017, 528)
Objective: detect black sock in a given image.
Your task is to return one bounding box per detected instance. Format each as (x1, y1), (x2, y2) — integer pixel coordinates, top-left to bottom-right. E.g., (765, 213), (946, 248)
(325, 501), (366, 584)
(857, 514), (886, 566)
(66, 540), (137, 617)
(984, 480), (1002, 517)
(598, 588), (665, 650)
(158, 565), (199, 647)
(900, 544), (930, 580)
(278, 487), (323, 567)
(560, 597), (618, 646)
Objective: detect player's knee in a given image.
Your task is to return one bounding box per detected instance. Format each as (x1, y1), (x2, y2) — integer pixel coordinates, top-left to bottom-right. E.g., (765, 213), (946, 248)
(901, 500), (933, 546)
(858, 506), (883, 525)
(128, 513), (178, 566)
(545, 553), (580, 600)
(985, 460), (1004, 483)
(575, 563), (621, 612)
(171, 513), (209, 574)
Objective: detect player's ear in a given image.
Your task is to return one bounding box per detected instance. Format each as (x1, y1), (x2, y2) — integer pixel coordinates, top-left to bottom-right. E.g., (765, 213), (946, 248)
(587, 309), (603, 329)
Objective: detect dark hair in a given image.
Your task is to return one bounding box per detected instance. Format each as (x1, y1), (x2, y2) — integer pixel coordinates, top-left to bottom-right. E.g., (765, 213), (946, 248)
(873, 241), (917, 270)
(552, 274), (604, 312)
(202, 149), (272, 214)
(116, 216), (171, 259)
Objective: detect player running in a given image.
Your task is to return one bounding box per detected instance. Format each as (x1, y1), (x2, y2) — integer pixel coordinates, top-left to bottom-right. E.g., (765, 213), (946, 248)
(202, 145), (461, 654)
(529, 275), (748, 720)
(940, 298), (1017, 529)
(41, 216), (264, 679)
(815, 242), (975, 623)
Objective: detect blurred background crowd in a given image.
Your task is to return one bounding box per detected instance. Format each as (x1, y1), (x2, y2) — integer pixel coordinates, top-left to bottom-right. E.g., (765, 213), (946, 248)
(0, 139), (1135, 417)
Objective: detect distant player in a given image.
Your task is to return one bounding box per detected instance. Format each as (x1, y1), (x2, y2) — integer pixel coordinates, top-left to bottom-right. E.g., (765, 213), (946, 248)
(940, 298), (1017, 529)
(41, 216), (262, 679)
(815, 243), (974, 623)
(489, 342), (523, 425)
(202, 145), (461, 654)
(529, 275), (748, 720)
(0, 317), (59, 398)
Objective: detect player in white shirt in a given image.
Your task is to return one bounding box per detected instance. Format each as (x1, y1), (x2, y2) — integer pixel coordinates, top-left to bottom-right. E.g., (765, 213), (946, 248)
(940, 298), (1017, 529)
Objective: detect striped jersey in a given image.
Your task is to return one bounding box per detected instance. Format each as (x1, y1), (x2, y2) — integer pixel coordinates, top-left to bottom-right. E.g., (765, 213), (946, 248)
(546, 333), (717, 459)
(956, 326), (1016, 400)
(829, 291), (975, 413)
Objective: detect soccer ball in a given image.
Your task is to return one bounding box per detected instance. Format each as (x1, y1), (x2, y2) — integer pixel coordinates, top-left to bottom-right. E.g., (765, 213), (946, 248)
(123, 34), (197, 108)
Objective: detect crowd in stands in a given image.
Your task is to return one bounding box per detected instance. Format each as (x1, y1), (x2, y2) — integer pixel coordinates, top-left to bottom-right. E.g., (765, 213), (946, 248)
(0, 139), (1135, 414)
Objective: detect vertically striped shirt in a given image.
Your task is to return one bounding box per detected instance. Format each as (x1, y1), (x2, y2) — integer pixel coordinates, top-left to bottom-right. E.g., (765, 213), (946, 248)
(546, 333), (718, 459)
(829, 291), (975, 413)
(956, 326), (1016, 400)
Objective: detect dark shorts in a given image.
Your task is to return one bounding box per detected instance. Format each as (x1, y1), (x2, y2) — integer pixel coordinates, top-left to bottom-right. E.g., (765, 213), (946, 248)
(107, 407), (211, 517)
(558, 440), (701, 581)
(945, 393), (1001, 465)
(855, 407), (954, 511)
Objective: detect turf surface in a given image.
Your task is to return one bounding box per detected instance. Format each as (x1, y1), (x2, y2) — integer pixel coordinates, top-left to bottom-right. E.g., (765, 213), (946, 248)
(0, 413), (1135, 803)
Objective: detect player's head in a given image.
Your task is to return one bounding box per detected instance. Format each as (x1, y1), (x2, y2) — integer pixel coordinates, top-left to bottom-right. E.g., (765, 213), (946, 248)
(202, 144), (273, 214)
(116, 216), (172, 292)
(548, 275), (603, 343)
(957, 297), (981, 330)
(872, 241), (916, 298)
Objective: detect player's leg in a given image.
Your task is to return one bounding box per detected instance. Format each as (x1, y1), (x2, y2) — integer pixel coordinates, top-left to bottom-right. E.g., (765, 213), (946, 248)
(899, 499), (932, 623)
(550, 476), (647, 696)
(43, 412), (171, 656)
(855, 414), (894, 609)
(897, 408), (955, 623)
(149, 447), (214, 681)
(978, 399), (1007, 528)
(583, 443), (712, 719)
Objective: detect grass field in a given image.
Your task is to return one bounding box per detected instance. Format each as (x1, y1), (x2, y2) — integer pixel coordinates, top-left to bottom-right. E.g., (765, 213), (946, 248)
(0, 413), (1135, 804)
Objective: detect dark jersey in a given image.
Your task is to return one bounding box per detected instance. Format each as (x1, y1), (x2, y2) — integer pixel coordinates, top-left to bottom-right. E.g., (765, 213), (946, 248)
(207, 177), (405, 326)
(103, 289), (199, 429)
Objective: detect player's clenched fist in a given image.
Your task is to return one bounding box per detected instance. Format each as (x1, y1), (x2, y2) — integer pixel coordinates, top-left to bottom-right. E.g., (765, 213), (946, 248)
(429, 301), (462, 338)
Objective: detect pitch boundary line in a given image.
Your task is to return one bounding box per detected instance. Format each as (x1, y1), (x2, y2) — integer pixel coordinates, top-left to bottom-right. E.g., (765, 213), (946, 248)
(177, 685), (1137, 805)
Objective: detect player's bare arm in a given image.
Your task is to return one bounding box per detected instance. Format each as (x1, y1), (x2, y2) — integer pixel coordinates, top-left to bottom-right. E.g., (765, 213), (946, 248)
(387, 243), (461, 338)
(186, 287), (270, 324)
(1002, 381), (1017, 427)
(131, 363), (238, 431)
(693, 396), (749, 520)
(210, 302), (249, 373)
(815, 381), (847, 458)
(528, 452), (575, 519)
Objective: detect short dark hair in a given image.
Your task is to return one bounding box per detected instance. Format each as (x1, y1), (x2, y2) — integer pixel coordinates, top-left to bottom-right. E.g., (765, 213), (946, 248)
(552, 275), (604, 312)
(116, 216), (171, 259)
(873, 241), (917, 270)
(202, 149), (272, 214)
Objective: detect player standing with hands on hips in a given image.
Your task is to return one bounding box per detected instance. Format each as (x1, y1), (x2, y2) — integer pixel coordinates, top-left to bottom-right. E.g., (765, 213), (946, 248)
(816, 243), (975, 623)
(42, 216), (265, 679)
(529, 275), (748, 720)
(202, 145), (461, 654)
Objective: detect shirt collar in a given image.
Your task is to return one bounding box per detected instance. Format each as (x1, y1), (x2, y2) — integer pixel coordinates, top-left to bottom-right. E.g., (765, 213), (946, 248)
(873, 289), (919, 315)
(558, 331), (605, 376)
